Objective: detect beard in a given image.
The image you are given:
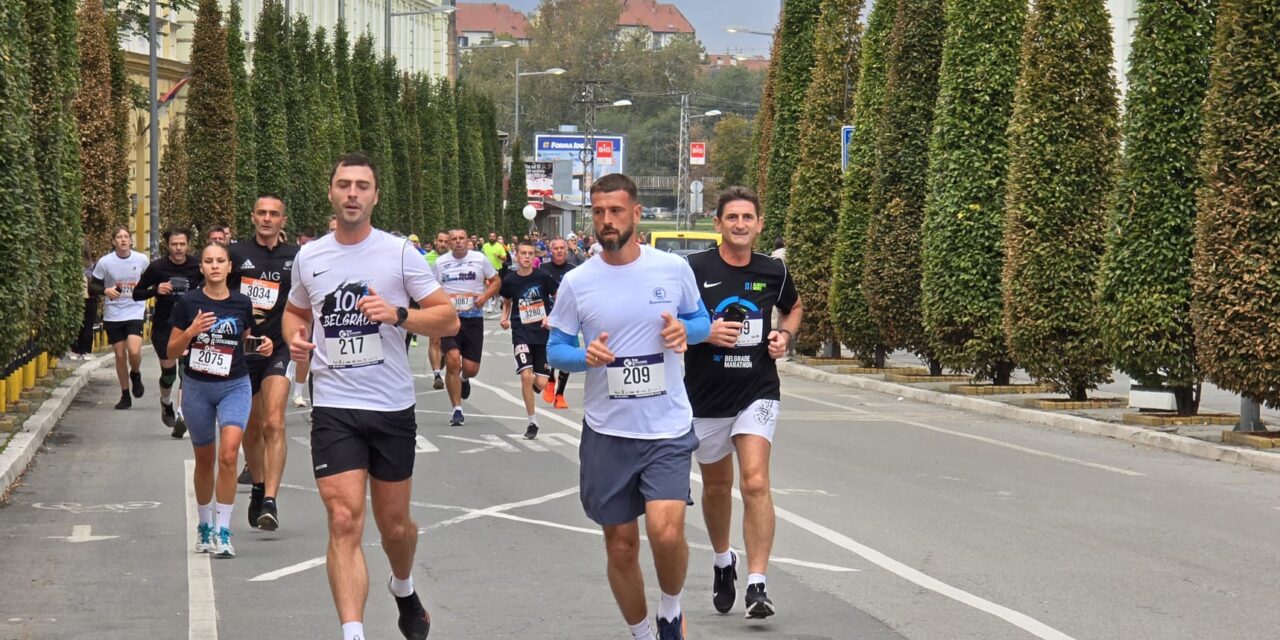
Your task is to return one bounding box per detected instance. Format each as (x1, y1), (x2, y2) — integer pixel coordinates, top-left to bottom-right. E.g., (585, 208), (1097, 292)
(599, 224), (634, 252)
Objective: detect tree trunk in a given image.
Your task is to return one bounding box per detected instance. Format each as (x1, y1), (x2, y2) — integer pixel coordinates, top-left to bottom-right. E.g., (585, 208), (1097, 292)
(928, 359), (943, 376)
(993, 360), (1014, 386)
(1069, 383), (1088, 402)
(1172, 383), (1200, 417)
(873, 345), (886, 369)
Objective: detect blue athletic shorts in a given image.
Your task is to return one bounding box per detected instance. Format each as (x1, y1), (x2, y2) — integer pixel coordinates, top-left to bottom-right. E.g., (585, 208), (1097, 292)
(578, 424), (697, 526)
(181, 375), (252, 447)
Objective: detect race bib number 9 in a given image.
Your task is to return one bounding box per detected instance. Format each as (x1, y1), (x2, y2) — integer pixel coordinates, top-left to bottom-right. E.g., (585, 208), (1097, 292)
(241, 278), (280, 311)
(736, 311), (764, 348)
(518, 299), (546, 324)
(451, 294), (476, 312)
(190, 342), (232, 377)
(606, 353), (667, 399)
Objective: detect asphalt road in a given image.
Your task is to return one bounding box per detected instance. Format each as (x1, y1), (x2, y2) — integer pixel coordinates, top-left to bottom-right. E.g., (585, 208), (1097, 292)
(2, 327), (1279, 640)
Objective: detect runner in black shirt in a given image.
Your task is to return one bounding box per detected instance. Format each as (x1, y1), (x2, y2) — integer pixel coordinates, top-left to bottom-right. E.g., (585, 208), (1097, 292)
(539, 237), (577, 409)
(500, 240), (559, 439)
(134, 228), (203, 437)
(227, 195), (299, 531)
(683, 186), (801, 621)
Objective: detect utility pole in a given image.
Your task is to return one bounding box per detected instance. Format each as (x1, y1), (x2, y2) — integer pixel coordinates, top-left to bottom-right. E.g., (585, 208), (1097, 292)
(148, 0), (159, 255)
(574, 81), (604, 215)
(675, 93), (690, 231)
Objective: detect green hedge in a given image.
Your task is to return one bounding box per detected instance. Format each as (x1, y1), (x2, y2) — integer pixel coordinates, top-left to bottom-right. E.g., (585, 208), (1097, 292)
(185, 0), (237, 230)
(227, 0), (256, 236)
(0, 0), (39, 366)
(920, 0), (1027, 383)
(1002, 0), (1119, 400)
(251, 0), (290, 201)
(1191, 0), (1280, 408)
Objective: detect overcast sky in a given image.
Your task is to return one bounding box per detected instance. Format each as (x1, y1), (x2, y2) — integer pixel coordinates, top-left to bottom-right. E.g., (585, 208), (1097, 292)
(492, 0), (784, 57)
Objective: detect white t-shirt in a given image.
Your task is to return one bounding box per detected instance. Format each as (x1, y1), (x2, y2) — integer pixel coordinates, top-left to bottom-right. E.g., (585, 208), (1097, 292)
(547, 245), (701, 439)
(93, 250), (150, 322)
(434, 250), (496, 319)
(288, 228), (441, 411)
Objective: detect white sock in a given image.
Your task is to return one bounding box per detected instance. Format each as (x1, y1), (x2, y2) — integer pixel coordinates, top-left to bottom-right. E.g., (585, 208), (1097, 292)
(628, 619), (655, 640)
(161, 395), (172, 406)
(528, 413), (538, 425)
(390, 573), (414, 598)
(460, 372), (468, 381)
(714, 549), (734, 569)
(341, 621), (365, 640)
(453, 405), (463, 413)
(215, 502), (234, 530)
(748, 573), (766, 587)
(658, 590), (682, 622)
(433, 369), (442, 377)
(197, 502), (214, 527)
(293, 380), (305, 395)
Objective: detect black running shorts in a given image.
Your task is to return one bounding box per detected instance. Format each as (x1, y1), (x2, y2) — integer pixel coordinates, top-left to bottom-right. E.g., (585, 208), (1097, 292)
(246, 342), (291, 395)
(441, 316), (484, 364)
(104, 319), (144, 345)
(151, 324), (173, 360)
(310, 406), (417, 482)
(513, 343), (550, 377)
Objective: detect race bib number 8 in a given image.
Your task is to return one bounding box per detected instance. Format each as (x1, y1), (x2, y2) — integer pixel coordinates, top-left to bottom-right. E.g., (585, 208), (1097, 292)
(326, 329), (384, 369)
(190, 343), (232, 377)
(518, 299), (546, 324)
(606, 354), (667, 399)
(241, 278), (280, 311)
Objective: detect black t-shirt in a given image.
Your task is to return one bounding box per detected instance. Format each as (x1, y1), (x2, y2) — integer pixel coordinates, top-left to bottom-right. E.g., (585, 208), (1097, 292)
(684, 249), (799, 418)
(499, 269), (559, 346)
(133, 256), (203, 327)
(540, 259), (576, 306)
(228, 238), (299, 344)
(170, 288), (256, 382)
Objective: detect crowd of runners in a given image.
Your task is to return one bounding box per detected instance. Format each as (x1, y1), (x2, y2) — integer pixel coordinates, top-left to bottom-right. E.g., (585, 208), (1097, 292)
(77, 155), (800, 640)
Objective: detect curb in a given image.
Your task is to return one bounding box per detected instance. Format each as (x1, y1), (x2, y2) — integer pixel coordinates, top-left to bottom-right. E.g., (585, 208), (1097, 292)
(778, 360), (1280, 474)
(0, 356), (109, 498)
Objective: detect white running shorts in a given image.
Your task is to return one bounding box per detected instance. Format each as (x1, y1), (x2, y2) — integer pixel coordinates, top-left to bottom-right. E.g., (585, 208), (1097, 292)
(693, 398), (779, 464)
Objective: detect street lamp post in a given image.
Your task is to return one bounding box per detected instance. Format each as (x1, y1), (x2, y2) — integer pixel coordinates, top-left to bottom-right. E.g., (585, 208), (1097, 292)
(514, 59), (566, 144)
(724, 25), (775, 37)
(677, 104), (722, 229)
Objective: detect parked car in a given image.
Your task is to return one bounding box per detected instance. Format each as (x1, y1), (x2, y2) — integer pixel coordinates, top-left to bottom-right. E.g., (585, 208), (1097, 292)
(650, 207), (675, 220)
(641, 207), (656, 220)
(649, 231), (721, 257)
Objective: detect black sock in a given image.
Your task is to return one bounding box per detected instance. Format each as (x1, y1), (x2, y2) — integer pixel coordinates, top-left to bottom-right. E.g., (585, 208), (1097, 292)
(252, 483), (265, 496)
(556, 371), (570, 396)
(263, 496), (275, 505)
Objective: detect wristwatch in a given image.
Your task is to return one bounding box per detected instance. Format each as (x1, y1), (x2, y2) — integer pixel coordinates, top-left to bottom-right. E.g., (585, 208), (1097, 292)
(777, 329), (793, 340)
(394, 306), (409, 327)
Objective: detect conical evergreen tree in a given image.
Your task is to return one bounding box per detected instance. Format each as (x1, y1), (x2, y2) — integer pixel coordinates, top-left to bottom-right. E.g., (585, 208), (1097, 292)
(920, 0), (1027, 383)
(1098, 0), (1216, 413)
(505, 139), (528, 238)
(1191, 0), (1280, 408)
(252, 0), (290, 200)
(384, 57), (411, 233)
(751, 21), (783, 202)
(481, 98), (503, 233)
(106, 8), (131, 228)
(784, 0), (864, 355)
(285, 14), (318, 229)
(456, 88), (487, 233)
(438, 79), (461, 228)
(158, 118), (192, 235)
(829, 0), (894, 365)
(75, 0), (119, 257)
(332, 20), (361, 154)
(227, 0), (256, 235)
(861, 0), (945, 369)
(1002, 0), (1120, 400)
(417, 75), (445, 235)
(0, 0), (40, 363)
(26, 0), (86, 355)
(185, 0), (237, 230)
(400, 74), (424, 235)
(352, 33), (393, 221)
(759, 0), (821, 249)
(305, 25), (342, 228)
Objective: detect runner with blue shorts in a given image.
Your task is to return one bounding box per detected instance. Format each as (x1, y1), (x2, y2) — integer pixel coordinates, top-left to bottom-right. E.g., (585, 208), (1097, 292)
(169, 242), (274, 559)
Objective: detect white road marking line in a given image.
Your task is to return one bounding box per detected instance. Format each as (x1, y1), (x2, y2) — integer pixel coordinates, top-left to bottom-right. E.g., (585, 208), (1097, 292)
(184, 459), (218, 639)
(783, 391), (1143, 477)
(248, 556), (327, 583)
(415, 435), (439, 453)
(508, 433), (549, 451)
(541, 433), (580, 447)
(784, 390), (872, 414)
(432, 486), (579, 528)
(469, 377), (1081, 640)
(439, 434), (520, 453)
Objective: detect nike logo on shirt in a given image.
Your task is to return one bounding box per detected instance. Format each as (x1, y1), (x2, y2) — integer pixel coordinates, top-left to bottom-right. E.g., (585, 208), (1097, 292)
(703, 281), (721, 288)
(313, 269), (331, 277)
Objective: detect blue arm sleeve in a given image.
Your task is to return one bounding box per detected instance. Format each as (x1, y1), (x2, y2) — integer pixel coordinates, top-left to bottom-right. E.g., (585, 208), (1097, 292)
(547, 328), (589, 373)
(678, 299), (712, 345)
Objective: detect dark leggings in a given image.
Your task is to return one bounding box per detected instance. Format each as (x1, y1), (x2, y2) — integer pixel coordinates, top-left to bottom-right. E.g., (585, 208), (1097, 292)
(72, 297), (97, 354)
(555, 370), (570, 396)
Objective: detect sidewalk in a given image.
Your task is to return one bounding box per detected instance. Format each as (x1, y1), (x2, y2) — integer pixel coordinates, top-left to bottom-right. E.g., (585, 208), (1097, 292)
(778, 356), (1280, 474)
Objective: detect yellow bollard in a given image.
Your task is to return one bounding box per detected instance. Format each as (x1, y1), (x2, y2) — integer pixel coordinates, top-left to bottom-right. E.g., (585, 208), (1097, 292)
(23, 360), (36, 391)
(48, 356), (59, 371)
(7, 372), (20, 404)
(0, 379), (6, 413)
(37, 353), (48, 378)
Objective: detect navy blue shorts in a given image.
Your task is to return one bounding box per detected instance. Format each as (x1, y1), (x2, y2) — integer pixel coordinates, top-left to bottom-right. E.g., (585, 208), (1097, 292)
(181, 375), (252, 447)
(578, 424), (697, 526)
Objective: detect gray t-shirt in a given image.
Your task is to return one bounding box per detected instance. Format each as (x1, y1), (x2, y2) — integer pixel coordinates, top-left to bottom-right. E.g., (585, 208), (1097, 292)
(289, 228), (441, 411)
(92, 250), (150, 322)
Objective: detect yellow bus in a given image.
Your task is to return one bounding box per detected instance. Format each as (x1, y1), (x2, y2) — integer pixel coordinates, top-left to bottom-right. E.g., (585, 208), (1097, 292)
(648, 231), (721, 257)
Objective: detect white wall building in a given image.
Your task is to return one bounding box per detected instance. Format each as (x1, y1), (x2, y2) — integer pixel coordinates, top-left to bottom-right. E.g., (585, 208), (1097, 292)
(1108, 0), (1139, 94)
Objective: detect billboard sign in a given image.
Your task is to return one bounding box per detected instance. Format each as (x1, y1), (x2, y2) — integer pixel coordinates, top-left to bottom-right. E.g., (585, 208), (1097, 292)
(525, 161), (554, 199)
(596, 140), (614, 165)
(534, 133), (627, 199)
(690, 142), (706, 166)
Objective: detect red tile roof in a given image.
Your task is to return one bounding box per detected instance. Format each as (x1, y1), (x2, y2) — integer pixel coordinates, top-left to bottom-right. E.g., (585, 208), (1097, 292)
(456, 2), (530, 40)
(618, 0), (694, 34)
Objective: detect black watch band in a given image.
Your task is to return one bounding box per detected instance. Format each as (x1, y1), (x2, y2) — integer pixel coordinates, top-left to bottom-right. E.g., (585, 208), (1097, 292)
(394, 306), (409, 327)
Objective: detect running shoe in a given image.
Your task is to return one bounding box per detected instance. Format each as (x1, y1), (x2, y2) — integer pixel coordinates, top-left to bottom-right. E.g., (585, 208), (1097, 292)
(248, 487), (264, 529)
(542, 381), (555, 403)
(237, 464), (252, 485)
(214, 528), (235, 558)
(130, 370), (145, 398)
(449, 409), (465, 426)
(554, 394), (569, 410)
(461, 378), (471, 400)
(195, 523), (215, 553)
(115, 391), (131, 410)
(713, 550), (738, 613)
(171, 415), (187, 440)
(292, 393), (308, 408)
(161, 400), (176, 428)
(432, 374), (444, 390)
(744, 583), (775, 619)
(656, 614), (686, 640)
(388, 576), (431, 640)
(524, 423), (538, 440)
(257, 498), (279, 531)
